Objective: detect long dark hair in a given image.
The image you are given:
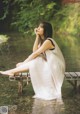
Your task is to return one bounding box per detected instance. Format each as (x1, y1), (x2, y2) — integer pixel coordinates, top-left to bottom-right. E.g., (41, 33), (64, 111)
(39, 22), (53, 45)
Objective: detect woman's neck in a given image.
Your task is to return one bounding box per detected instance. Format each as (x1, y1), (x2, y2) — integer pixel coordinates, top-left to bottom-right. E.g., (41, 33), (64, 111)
(38, 35), (45, 45)
(40, 35), (44, 40)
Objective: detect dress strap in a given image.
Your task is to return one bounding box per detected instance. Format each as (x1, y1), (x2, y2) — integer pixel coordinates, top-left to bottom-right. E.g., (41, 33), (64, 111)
(47, 38), (55, 50)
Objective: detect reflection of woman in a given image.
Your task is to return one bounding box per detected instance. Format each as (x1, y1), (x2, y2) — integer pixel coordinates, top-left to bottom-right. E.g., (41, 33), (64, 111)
(32, 99), (65, 114)
(0, 22), (65, 100)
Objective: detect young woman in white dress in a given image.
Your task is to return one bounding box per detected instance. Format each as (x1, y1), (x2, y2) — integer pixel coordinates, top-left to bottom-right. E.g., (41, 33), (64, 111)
(0, 22), (65, 100)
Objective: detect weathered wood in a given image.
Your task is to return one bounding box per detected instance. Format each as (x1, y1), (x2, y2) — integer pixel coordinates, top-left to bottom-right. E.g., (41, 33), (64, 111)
(65, 72), (80, 90)
(9, 72), (80, 94)
(9, 72), (30, 94)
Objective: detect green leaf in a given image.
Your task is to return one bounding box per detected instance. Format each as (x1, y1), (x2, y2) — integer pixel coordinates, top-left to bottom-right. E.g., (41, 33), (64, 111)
(46, 2), (56, 10)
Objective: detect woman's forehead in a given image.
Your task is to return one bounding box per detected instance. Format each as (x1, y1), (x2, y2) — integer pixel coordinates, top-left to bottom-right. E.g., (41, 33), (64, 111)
(39, 23), (44, 27)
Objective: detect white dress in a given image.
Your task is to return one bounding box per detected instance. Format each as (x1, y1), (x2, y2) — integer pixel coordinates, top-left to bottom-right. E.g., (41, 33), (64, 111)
(28, 38), (65, 100)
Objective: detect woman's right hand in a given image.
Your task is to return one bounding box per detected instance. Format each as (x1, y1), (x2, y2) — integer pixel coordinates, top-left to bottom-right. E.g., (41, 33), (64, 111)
(34, 28), (38, 35)
(34, 28), (40, 37)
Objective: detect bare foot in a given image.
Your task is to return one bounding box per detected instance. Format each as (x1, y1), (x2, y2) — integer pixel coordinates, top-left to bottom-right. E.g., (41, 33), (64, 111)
(0, 71), (14, 76)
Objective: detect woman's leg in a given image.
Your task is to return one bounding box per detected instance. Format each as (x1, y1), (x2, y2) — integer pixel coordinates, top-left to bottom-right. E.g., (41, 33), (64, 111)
(0, 62), (29, 76)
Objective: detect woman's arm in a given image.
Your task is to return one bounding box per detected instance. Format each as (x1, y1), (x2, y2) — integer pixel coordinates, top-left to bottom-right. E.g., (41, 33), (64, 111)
(23, 39), (54, 63)
(16, 29), (40, 67)
(33, 35), (40, 52)
(33, 28), (40, 52)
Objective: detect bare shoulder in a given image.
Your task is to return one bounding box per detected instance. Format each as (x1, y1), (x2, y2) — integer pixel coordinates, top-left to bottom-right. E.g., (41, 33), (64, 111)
(43, 39), (52, 45)
(40, 38), (54, 50)
(43, 38), (54, 47)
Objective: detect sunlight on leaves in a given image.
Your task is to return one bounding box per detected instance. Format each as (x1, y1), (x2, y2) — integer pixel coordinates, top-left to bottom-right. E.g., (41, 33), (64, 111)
(0, 35), (9, 44)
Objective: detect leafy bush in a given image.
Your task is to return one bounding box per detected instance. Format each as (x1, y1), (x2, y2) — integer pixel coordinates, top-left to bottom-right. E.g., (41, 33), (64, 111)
(53, 3), (80, 35)
(11, 0), (56, 32)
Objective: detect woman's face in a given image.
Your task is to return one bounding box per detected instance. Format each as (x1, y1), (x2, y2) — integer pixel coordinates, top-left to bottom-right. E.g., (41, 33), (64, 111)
(37, 24), (44, 37)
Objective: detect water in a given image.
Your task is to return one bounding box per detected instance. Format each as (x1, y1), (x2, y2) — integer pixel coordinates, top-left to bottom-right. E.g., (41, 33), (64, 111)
(0, 33), (33, 70)
(31, 99), (64, 114)
(3, 99), (64, 114)
(0, 33), (80, 114)
(54, 34), (80, 71)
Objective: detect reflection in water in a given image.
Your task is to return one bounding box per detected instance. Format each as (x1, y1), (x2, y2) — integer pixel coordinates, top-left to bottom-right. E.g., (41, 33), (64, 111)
(54, 34), (80, 71)
(6, 105), (17, 114)
(5, 99), (65, 114)
(31, 98), (65, 114)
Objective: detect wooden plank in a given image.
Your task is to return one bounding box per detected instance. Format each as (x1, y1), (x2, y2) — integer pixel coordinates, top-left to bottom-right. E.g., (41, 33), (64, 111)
(65, 72), (72, 78)
(65, 72), (80, 90)
(65, 72), (80, 79)
(75, 72), (80, 77)
(64, 72), (76, 80)
(69, 72), (78, 78)
(69, 72), (77, 76)
(9, 76), (15, 81)
(19, 72), (28, 76)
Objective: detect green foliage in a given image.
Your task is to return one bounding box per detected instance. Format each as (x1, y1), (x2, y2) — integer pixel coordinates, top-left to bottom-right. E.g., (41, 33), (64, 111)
(0, 0), (9, 20)
(0, 35), (9, 43)
(1, 0), (80, 36)
(53, 3), (80, 35)
(11, 0), (56, 32)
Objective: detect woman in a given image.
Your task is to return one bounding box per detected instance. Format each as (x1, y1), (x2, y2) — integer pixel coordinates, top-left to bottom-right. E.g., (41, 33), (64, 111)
(0, 22), (65, 100)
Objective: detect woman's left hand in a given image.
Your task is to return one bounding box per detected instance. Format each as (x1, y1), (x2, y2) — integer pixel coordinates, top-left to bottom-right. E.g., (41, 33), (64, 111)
(16, 62), (23, 67)
(40, 53), (47, 61)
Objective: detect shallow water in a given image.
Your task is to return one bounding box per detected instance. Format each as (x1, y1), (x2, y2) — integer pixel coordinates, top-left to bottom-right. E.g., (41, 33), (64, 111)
(0, 79), (80, 114)
(7, 99), (64, 114)
(0, 33), (80, 114)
